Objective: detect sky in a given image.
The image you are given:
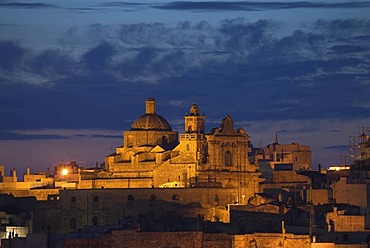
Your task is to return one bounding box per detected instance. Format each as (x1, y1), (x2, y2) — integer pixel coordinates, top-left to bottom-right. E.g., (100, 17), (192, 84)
(0, 0), (369, 176)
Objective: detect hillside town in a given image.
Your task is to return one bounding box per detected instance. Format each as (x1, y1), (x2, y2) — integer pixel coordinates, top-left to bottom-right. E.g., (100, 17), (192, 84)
(1, 98), (369, 248)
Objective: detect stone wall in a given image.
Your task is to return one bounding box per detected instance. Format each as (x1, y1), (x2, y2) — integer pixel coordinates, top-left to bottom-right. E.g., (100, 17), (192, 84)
(326, 209), (365, 232)
(54, 188), (238, 233)
(332, 177), (368, 210)
(0, 189), (60, 201)
(64, 230), (310, 248)
(235, 233), (310, 248)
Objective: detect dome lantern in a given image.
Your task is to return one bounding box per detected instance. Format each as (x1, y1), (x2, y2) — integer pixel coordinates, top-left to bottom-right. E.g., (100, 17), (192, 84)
(145, 97), (156, 114)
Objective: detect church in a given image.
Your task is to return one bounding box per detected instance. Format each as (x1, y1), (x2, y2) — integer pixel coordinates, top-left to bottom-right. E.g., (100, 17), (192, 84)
(80, 97), (261, 203)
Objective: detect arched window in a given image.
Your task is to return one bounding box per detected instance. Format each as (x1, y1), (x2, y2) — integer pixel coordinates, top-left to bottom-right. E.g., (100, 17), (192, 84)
(187, 125), (192, 132)
(70, 217), (76, 229)
(225, 151), (232, 166)
(92, 216), (98, 226)
(186, 144), (190, 151)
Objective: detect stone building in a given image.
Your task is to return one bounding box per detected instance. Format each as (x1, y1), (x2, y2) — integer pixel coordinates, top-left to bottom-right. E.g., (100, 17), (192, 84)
(254, 138), (312, 172)
(331, 177), (370, 212)
(80, 98), (260, 204)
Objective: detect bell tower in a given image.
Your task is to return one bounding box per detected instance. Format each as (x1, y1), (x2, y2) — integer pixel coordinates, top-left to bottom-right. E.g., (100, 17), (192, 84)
(184, 104), (205, 133)
(179, 103), (207, 168)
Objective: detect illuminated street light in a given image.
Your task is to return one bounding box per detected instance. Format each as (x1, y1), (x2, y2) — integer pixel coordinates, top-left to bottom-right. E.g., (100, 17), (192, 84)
(61, 169), (68, 176)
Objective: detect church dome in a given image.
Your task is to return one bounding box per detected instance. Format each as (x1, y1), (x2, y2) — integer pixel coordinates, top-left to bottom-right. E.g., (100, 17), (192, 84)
(130, 114), (172, 131)
(130, 98), (172, 131)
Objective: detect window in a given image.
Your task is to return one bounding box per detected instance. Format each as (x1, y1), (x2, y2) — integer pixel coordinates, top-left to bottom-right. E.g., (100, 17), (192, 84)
(225, 151), (232, 166)
(187, 125), (192, 132)
(93, 195), (99, 202)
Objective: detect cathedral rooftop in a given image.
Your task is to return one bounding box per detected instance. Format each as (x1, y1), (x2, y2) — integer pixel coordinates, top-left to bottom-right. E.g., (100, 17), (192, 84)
(130, 98), (173, 131)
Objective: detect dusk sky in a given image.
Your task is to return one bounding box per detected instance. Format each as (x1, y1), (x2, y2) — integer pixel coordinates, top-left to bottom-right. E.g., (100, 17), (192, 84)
(0, 0), (369, 175)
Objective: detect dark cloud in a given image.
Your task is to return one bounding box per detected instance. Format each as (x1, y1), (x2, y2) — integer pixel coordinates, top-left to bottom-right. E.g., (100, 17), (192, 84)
(328, 45), (369, 54)
(219, 19), (275, 50)
(91, 134), (122, 139)
(28, 49), (74, 76)
(323, 145), (349, 151)
(154, 1), (368, 11)
(0, 40), (27, 71)
(97, 2), (147, 8)
(314, 19), (370, 35)
(0, 1), (57, 9)
(0, 18), (369, 137)
(0, 131), (66, 140)
(82, 42), (117, 72)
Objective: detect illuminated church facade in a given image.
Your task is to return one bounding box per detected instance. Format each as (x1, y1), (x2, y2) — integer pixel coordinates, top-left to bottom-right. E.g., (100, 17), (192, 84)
(80, 98), (261, 203)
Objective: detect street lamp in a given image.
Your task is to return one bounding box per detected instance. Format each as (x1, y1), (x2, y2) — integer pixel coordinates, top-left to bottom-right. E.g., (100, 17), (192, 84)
(61, 169), (68, 176)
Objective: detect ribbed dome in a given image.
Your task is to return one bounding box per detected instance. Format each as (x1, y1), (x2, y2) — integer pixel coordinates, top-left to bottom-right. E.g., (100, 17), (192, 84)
(130, 114), (172, 131)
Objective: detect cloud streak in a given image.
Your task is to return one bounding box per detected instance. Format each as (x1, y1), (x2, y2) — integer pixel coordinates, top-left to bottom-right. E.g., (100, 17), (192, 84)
(0, 129), (122, 141)
(0, 1), (58, 9)
(154, 1), (368, 11)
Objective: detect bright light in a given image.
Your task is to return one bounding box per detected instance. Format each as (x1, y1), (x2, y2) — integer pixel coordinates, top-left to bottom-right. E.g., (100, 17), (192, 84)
(61, 169), (68, 175)
(328, 166), (350, 171)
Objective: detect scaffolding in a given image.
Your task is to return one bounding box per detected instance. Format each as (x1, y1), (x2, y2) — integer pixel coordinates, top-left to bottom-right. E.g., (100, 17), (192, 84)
(341, 127), (370, 166)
